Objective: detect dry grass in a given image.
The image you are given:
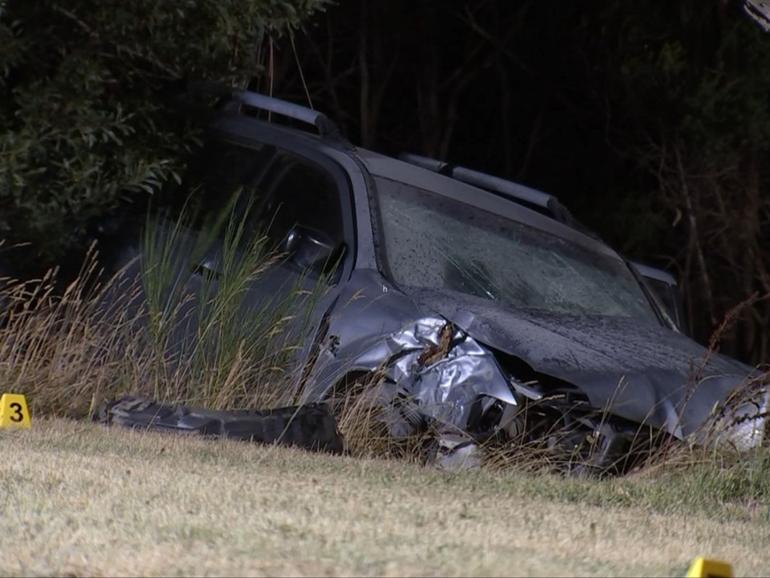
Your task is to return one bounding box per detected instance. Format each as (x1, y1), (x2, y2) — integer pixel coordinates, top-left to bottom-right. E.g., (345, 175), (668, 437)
(1, 419), (769, 577)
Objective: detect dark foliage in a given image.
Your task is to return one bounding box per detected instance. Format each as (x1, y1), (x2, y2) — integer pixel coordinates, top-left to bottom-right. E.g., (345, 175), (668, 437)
(0, 0), (325, 271)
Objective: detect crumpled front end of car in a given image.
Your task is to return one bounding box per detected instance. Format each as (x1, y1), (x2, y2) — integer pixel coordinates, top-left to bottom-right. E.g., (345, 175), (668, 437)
(336, 313), (767, 473)
(339, 315), (657, 473)
(358, 316), (518, 439)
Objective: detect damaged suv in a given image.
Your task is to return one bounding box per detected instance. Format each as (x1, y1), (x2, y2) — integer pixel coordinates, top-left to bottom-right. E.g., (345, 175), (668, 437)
(105, 91), (767, 472)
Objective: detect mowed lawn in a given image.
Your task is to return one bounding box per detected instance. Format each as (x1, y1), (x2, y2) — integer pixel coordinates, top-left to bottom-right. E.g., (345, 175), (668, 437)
(1, 419), (769, 577)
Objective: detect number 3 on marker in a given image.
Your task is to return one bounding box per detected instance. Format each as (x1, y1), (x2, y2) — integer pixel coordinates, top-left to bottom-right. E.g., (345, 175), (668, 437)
(0, 394), (31, 429)
(9, 402), (23, 422)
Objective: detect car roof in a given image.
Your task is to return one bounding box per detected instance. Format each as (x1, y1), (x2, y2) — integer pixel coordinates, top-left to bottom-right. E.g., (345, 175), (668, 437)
(353, 147), (623, 260)
(213, 91), (623, 261)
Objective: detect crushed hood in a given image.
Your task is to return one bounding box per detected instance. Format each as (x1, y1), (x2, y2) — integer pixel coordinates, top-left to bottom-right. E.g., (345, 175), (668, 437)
(408, 287), (755, 437)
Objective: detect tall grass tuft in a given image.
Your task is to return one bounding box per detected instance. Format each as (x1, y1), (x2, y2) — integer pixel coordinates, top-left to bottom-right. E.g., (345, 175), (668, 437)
(0, 200), (328, 418)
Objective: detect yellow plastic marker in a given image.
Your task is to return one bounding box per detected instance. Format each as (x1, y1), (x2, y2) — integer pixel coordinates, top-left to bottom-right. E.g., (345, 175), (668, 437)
(0, 393), (31, 429)
(686, 557), (733, 578)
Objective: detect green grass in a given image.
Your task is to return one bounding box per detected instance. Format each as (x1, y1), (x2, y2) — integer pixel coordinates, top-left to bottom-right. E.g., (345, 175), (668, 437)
(1, 419), (769, 577)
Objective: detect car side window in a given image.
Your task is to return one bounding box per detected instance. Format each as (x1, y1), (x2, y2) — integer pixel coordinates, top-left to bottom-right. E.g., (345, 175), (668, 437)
(259, 152), (344, 250)
(152, 138), (347, 284)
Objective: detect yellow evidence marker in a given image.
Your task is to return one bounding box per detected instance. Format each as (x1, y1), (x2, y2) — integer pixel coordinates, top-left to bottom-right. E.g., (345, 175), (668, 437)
(686, 557), (734, 578)
(0, 393), (31, 429)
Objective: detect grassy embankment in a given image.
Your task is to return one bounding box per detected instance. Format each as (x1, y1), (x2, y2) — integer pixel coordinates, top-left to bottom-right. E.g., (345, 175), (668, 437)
(2, 419), (770, 577)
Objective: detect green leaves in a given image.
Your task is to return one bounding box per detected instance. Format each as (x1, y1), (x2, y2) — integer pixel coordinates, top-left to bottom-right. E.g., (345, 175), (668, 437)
(0, 0), (327, 266)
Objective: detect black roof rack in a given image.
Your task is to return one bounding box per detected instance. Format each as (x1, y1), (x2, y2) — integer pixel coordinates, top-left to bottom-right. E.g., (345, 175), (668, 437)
(401, 154), (452, 176)
(398, 152), (583, 231)
(228, 91), (345, 142)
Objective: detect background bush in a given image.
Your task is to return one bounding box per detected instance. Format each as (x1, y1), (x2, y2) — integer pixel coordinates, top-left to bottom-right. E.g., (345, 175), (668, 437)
(0, 0), (326, 272)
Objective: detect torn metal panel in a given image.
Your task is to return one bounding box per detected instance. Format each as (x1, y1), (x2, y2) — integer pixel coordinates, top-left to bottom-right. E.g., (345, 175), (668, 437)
(363, 316), (518, 435)
(98, 396), (344, 454)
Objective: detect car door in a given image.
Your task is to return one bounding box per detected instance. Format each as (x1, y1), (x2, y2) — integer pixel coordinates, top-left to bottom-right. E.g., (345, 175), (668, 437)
(186, 138), (355, 380)
(124, 131), (354, 395)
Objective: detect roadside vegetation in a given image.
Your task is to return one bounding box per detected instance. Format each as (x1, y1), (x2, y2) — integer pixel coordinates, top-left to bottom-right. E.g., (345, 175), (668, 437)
(2, 419), (769, 577)
(0, 0), (327, 274)
(0, 208), (767, 474)
(0, 202), (323, 417)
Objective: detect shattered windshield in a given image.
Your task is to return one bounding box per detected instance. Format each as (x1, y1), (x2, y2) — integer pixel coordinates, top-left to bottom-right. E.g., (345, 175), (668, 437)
(373, 177), (658, 322)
